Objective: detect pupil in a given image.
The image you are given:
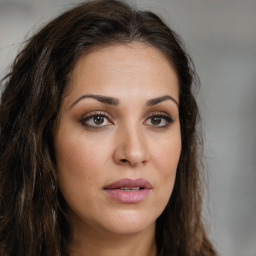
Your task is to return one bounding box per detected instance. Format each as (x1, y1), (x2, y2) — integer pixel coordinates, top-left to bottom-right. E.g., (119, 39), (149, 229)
(151, 117), (161, 125)
(94, 115), (104, 125)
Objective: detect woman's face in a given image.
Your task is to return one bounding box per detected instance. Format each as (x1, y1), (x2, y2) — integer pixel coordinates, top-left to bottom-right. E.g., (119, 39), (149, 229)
(54, 42), (181, 237)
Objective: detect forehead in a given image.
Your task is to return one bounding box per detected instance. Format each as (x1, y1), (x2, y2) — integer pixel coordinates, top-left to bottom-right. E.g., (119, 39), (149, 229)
(65, 42), (179, 106)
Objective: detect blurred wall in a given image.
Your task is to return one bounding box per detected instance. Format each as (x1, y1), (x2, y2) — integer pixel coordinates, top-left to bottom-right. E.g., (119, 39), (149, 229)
(0, 0), (256, 255)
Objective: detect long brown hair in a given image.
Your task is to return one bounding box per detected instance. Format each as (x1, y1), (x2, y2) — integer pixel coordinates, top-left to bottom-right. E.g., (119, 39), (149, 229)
(0, 0), (216, 255)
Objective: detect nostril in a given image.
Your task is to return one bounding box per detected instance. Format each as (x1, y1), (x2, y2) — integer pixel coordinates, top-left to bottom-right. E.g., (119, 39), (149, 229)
(120, 159), (127, 163)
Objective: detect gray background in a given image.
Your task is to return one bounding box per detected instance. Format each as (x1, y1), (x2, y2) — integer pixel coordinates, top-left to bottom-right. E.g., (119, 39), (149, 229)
(0, 0), (255, 255)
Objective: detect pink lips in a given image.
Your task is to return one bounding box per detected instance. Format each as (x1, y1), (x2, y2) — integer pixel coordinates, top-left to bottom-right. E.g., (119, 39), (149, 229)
(104, 178), (152, 204)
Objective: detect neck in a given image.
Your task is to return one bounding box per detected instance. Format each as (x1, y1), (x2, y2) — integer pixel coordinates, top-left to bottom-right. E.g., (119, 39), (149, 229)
(69, 222), (157, 256)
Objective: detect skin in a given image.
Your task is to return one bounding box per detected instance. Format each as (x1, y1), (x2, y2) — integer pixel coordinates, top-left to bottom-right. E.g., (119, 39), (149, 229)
(54, 42), (181, 256)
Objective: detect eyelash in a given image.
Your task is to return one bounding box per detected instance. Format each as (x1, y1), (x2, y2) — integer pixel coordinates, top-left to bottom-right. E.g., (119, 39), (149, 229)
(145, 112), (174, 128)
(79, 111), (174, 129)
(79, 111), (113, 129)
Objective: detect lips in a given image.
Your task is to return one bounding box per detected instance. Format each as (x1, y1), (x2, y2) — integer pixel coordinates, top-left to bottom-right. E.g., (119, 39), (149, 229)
(104, 178), (152, 203)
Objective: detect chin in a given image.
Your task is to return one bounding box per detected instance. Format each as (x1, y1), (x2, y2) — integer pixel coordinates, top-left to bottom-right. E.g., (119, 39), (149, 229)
(97, 209), (157, 235)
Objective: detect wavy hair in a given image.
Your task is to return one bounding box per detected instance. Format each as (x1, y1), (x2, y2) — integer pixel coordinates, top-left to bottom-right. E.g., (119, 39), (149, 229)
(0, 0), (216, 255)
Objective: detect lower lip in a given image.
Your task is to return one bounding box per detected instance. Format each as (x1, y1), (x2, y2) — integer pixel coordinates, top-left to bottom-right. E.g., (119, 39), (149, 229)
(105, 189), (151, 204)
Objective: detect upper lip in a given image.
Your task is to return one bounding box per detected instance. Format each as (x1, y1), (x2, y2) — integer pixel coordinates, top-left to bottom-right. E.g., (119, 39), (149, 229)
(104, 178), (152, 190)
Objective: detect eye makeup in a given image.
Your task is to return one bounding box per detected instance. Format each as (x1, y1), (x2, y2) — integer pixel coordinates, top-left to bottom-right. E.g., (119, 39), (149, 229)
(78, 109), (175, 130)
(144, 111), (174, 128)
(79, 111), (114, 129)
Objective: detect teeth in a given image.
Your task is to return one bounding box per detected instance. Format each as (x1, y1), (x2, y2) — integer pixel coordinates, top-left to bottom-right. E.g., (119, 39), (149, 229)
(120, 187), (141, 191)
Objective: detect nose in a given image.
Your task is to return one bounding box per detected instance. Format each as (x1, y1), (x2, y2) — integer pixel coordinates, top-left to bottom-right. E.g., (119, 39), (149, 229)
(113, 126), (149, 167)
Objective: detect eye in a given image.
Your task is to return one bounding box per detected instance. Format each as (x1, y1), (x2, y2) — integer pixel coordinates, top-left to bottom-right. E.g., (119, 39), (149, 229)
(80, 112), (113, 128)
(145, 112), (174, 128)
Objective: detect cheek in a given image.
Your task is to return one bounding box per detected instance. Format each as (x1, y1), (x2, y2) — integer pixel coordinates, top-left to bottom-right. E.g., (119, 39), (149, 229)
(55, 133), (111, 175)
(153, 133), (181, 173)
(54, 130), (116, 206)
(54, 135), (110, 214)
(152, 131), (181, 194)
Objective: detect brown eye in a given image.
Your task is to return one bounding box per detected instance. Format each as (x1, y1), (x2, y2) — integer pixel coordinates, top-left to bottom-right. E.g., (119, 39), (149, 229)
(80, 113), (113, 128)
(150, 116), (162, 125)
(145, 113), (174, 128)
(93, 115), (105, 125)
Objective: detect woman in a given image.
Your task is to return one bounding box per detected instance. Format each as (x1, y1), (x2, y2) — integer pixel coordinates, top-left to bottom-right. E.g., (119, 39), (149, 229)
(0, 0), (217, 255)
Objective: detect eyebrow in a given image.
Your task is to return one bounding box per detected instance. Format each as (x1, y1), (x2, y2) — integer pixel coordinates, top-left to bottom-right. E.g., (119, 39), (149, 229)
(70, 94), (179, 108)
(70, 94), (119, 108)
(146, 95), (179, 107)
